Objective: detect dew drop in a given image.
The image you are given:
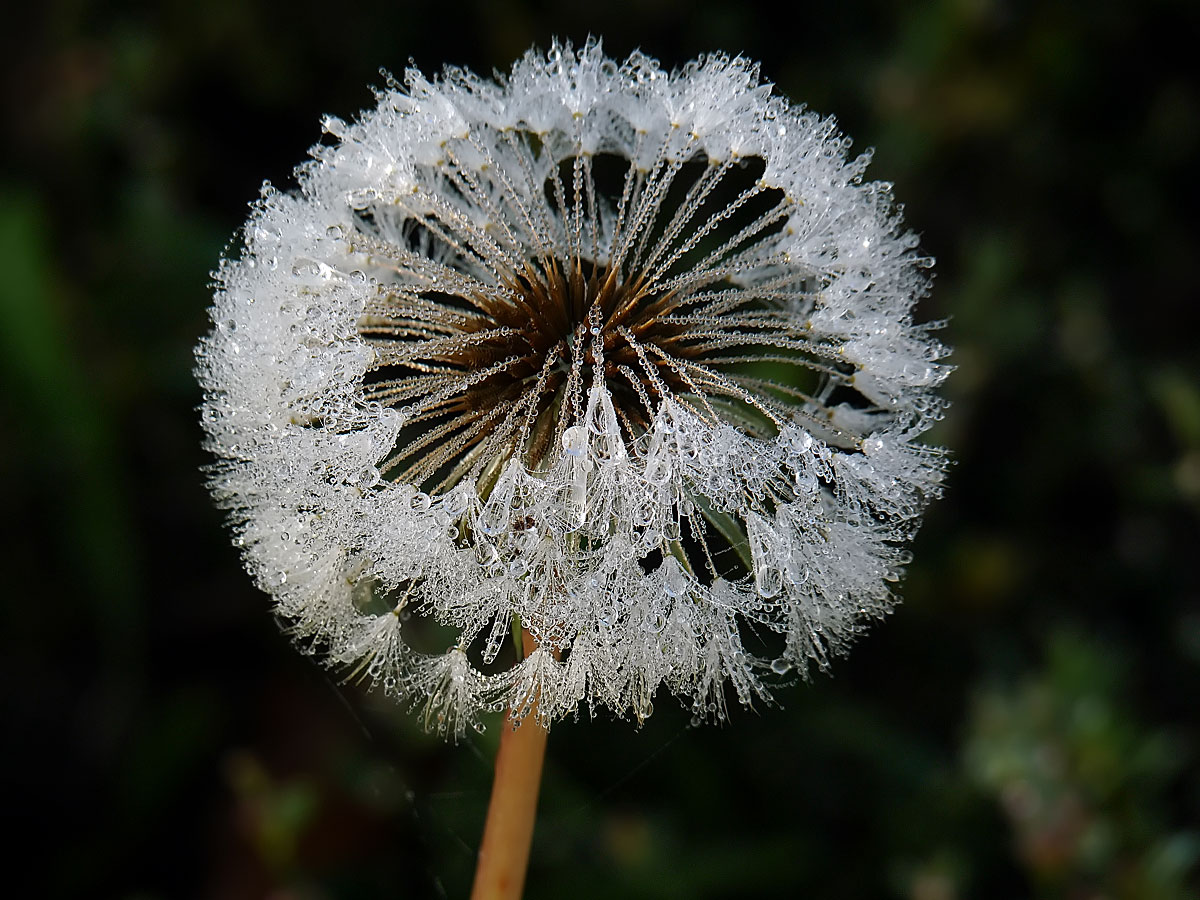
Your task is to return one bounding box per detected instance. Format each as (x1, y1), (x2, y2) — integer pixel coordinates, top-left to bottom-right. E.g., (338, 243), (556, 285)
(561, 425), (588, 457)
(755, 565), (783, 598)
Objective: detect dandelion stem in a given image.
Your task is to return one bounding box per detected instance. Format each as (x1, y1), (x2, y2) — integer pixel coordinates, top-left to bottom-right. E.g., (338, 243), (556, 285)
(470, 629), (548, 900)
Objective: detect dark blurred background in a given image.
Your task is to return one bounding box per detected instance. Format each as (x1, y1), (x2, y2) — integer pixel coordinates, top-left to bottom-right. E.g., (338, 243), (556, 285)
(3, 0), (1198, 897)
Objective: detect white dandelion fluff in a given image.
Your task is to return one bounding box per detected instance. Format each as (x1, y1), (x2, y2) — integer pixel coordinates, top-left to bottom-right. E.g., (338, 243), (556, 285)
(197, 39), (949, 740)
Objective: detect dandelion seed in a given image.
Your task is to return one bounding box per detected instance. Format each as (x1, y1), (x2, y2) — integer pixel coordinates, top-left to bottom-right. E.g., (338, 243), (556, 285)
(197, 39), (950, 743)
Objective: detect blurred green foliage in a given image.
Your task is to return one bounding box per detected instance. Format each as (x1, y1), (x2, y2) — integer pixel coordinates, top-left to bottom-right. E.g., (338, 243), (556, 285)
(967, 633), (1197, 899)
(2, 0), (1196, 897)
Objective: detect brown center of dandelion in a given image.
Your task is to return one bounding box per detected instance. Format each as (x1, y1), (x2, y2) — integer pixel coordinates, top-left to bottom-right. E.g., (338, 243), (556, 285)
(358, 252), (694, 483)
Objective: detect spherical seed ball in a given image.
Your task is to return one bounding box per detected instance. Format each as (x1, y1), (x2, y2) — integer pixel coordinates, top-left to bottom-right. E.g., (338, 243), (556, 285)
(196, 39), (950, 741)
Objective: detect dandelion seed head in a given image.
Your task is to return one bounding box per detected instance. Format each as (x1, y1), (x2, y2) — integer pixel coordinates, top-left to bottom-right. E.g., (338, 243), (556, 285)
(197, 39), (950, 740)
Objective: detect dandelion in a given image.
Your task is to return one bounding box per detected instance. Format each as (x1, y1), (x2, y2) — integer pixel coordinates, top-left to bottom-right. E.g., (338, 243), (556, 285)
(197, 39), (949, 898)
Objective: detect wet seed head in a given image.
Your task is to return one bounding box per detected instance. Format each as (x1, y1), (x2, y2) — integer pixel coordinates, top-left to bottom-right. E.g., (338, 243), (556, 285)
(197, 39), (950, 740)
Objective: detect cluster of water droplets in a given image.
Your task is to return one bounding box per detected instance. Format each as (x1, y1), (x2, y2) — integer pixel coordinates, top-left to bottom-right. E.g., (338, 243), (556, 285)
(197, 39), (949, 739)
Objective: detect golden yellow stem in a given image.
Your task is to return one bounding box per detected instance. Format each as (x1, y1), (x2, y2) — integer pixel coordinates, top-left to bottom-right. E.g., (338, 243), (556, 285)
(469, 630), (549, 900)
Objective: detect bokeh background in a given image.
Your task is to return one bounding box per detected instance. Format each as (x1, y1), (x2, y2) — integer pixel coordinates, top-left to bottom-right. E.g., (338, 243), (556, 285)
(3, 0), (1198, 897)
